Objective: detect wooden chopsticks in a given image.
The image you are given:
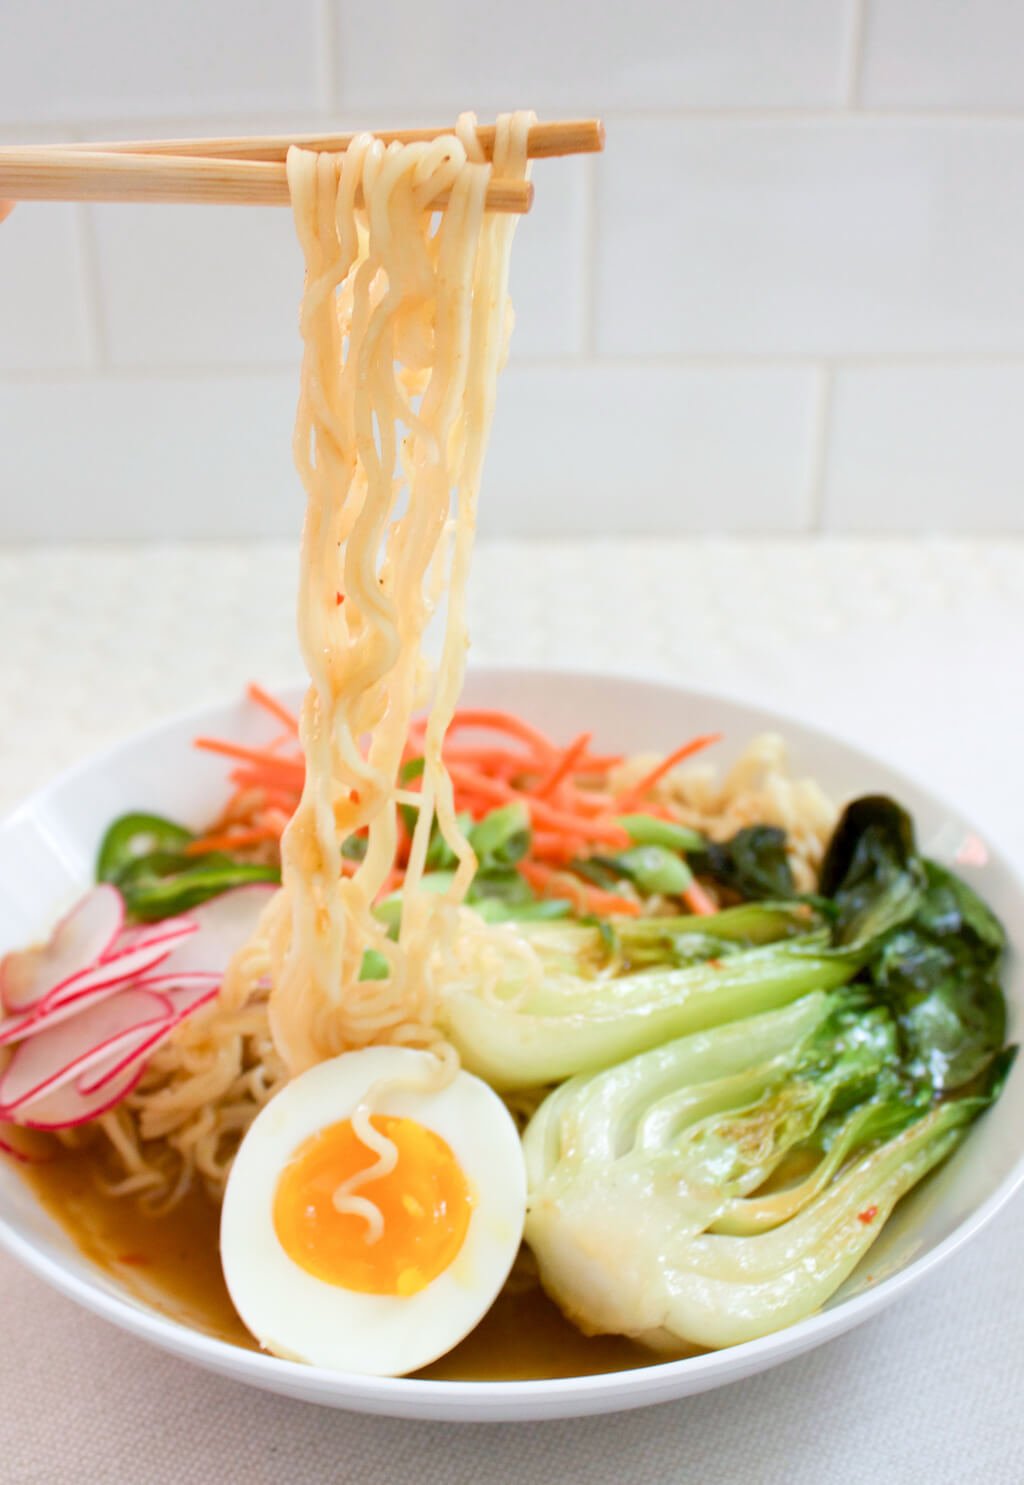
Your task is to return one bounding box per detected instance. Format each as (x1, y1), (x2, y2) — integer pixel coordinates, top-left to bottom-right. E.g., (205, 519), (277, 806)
(58, 117), (606, 163)
(0, 149), (534, 211)
(0, 118), (604, 213)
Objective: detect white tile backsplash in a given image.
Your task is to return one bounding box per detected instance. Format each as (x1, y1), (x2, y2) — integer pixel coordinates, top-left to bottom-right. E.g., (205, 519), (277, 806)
(0, 366), (816, 540)
(479, 365), (818, 536)
(505, 159), (588, 358)
(0, 2), (321, 125)
(823, 366), (1024, 532)
(0, 205), (92, 370)
(861, 0), (1024, 109)
(334, 0), (852, 113)
(91, 205), (304, 369)
(0, 376), (299, 539)
(597, 119), (1024, 357)
(3, 2), (1024, 537)
(84, 154), (585, 369)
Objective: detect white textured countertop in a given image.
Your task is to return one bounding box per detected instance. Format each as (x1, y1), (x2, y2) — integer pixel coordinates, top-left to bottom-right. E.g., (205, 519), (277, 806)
(3, 537), (1023, 1485)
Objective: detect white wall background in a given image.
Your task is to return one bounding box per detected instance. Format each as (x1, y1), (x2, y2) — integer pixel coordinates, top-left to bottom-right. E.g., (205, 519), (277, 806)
(2, 0), (1024, 540)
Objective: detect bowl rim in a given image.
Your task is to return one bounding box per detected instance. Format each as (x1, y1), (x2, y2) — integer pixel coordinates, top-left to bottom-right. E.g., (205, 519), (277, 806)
(1, 661), (1022, 1416)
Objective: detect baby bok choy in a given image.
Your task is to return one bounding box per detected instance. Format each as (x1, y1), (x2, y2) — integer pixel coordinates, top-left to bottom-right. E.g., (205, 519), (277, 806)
(521, 794), (1015, 1351)
(440, 904), (859, 1090)
(523, 990), (1012, 1351)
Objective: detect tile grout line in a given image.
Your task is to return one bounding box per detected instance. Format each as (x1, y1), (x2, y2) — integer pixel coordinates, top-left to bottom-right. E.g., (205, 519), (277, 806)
(71, 203), (108, 371)
(841, 0), (870, 109)
(578, 155), (600, 358)
(7, 353), (1024, 384)
(12, 108), (1024, 139)
(805, 364), (835, 532)
(315, 0), (340, 115)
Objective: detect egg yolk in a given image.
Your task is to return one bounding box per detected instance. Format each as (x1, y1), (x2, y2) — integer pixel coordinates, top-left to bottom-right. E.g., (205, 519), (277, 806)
(272, 1115), (473, 1297)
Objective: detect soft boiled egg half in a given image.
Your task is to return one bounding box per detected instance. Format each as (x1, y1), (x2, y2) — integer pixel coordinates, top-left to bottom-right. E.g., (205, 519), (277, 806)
(220, 1045), (527, 1375)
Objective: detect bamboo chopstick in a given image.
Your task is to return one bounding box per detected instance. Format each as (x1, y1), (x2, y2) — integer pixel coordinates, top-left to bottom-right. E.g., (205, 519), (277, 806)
(0, 148), (534, 211)
(50, 117), (606, 164)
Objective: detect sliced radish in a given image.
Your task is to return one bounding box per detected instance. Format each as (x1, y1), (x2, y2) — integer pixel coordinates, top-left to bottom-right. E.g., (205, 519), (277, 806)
(0, 1010), (31, 1049)
(0, 914), (199, 1044)
(0, 977), (136, 1048)
(0, 885), (272, 1131)
(0, 967), (197, 1049)
(18, 1059), (148, 1131)
(38, 932), (190, 1015)
(78, 977), (220, 1096)
(104, 915), (198, 959)
(162, 978), (222, 1019)
(1, 885), (124, 1014)
(0, 989), (173, 1114)
(133, 971), (222, 1004)
(75, 1017), (178, 1096)
(148, 883), (276, 981)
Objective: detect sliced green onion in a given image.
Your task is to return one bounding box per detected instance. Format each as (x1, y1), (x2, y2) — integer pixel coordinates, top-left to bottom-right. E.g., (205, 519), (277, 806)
(469, 803), (531, 868)
(425, 811), (474, 871)
(359, 948), (390, 981)
(613, 845), (694, 898)
(474, 897), (574, 924)
(617, 814), (705, 853)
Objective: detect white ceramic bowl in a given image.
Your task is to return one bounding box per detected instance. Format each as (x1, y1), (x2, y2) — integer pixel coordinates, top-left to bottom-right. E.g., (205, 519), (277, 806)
(0, 667), (1020, 1422)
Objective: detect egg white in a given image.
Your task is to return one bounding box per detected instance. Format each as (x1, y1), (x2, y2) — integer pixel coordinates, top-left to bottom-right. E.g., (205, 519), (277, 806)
(220, 1045), (527, 1376)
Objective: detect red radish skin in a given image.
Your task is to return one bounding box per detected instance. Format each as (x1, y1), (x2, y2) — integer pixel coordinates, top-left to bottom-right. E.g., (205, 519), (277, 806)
(0, 917), (200, 1046)
(107, 916), (197, 956)
(0, 882), (274, 1130)
(39, 926), (196, 1015)
(148, 883), (276, 980)
(1, 885), (124, 1014)
(18, 1060), (149, 1131)
(0, 1008), (32, 1048)
(75, 1015), (179, 1096)
(132, 972), (221, 1004)
(0, 979), (145, 1048)
(0, 989), (176, 1113)
(78, 982), (220, 1095)
(0, 962), (215, 1049)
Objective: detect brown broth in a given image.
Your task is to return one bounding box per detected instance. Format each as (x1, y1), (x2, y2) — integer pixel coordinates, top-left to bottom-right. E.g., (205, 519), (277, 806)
(19, 1146), (672, 1382)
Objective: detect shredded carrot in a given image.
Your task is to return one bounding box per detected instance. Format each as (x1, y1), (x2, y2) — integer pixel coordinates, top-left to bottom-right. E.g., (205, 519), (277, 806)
(531, 829), (589, 864)
(258, 786), (304, 812)
(534, 732), (591, 799)
(246, 682), (300, 735)
(197, 691), (732, 924)
(556, 784), (617, 817)
(447, 763), (629, 846)
(520, 860), (641, 918)
(185, 826), (281, 857)
(439, 745), (544, 775)
(434, 709), (558, 757)
(572, 751), (625, 773)
(227, 765), (304, 795)
(616, 733), (722, 809)
(196, 736), (305, 779)
(683, 880), (718, 916)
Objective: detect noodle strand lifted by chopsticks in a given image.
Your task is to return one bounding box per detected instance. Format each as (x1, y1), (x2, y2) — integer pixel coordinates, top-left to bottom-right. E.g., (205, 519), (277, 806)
(93, 114), (536, 1205)
(256, 112), (534, 1076)
(92, 118), (837, 1216)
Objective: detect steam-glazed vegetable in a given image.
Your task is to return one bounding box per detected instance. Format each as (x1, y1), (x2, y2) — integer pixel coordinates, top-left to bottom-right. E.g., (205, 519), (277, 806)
(523, 991), (1012, 1349)
(520, 796), (1014, 1349)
